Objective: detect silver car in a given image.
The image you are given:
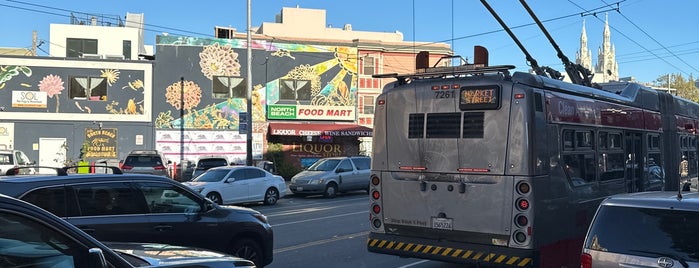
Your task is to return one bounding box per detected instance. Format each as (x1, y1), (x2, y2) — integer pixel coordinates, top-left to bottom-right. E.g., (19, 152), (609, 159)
(289, 156), (371, 198)
(582, 191), (699, 267)
(121, 150), (171, 178)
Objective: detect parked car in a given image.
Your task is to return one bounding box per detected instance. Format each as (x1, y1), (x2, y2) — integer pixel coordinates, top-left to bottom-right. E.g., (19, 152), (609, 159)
(106, 242), (256, 267)
(0, 193), (132, 268)
(121, 150), (171, 178)
(193, 155), (230, 179)
(184, 166), (286, 205)
(0, 149), (35, 175)
(289, 156), (371, 198)
(0, 167), (274, 267)
(581, 191), (699, 268)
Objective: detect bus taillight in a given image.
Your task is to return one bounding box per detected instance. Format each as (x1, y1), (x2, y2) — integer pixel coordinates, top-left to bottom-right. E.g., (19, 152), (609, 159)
(515, 214), (528, 227)
(372, 190), (380, 200)
(517, 198), (530, 210)
(513, 230), (527, 244)
(517, 181), (530, 194)
(372, 204), (381, 214)
(371, 175), (380, 186)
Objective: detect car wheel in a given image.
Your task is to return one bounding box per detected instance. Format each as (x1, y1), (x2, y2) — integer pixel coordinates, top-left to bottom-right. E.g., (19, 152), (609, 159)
(263, 187), (279, 205)
(206, 192), (222, 205)
(323, 182), (338, 198)
(231, 238), (263, 267)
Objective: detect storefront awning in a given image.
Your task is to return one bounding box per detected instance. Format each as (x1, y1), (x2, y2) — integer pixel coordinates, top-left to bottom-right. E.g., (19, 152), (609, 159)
(268, 122), (373, 137)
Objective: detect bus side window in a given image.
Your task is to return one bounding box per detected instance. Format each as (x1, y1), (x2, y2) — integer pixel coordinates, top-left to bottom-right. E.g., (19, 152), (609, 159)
(563, 154), (595, 186)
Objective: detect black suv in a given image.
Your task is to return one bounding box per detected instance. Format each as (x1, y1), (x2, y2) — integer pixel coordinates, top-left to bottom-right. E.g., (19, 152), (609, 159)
(0, 167), (274, 267)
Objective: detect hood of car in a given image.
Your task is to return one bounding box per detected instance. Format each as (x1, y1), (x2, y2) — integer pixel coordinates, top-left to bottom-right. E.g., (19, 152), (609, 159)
(292, 170), (328, 181)
(182, 181), (210, 188)
(105, 242), (254, 267)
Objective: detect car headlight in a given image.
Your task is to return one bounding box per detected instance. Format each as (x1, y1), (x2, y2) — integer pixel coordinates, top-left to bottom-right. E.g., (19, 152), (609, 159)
(309, 178), (325, 184)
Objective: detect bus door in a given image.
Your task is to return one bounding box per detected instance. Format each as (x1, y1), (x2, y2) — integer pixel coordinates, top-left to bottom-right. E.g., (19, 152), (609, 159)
(624, 132), (643, 192)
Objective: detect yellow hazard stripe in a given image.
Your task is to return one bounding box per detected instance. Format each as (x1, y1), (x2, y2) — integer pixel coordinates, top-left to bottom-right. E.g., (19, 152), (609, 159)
(367, 238), (533, 267)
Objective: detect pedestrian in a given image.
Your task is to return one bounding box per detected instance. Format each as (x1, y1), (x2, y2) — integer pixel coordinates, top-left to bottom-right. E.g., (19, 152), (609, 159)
(680, 155), (689, 191)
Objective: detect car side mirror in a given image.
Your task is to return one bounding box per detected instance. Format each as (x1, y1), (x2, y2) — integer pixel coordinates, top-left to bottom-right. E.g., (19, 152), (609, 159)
(225, 178), (236, 183)
(87, 248), (108, 268)
(336, 168), (345, 173)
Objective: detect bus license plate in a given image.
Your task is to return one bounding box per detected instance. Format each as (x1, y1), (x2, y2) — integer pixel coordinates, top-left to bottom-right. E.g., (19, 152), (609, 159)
(432, 217), (453, 230)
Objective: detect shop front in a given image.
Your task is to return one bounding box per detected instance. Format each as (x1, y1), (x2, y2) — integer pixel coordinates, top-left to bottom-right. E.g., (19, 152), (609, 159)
(267, 122), (373, 170)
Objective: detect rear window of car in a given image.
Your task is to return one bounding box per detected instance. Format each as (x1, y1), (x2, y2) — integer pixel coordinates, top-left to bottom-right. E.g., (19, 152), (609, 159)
(0, 153), (13, 164)
(585, 205), (699, 261)
(196, 158), (228, 169)
(124, 155), (163, 167)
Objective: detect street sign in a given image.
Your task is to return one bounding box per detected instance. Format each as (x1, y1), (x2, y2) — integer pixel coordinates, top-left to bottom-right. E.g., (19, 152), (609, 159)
(239, 112), (247, 124)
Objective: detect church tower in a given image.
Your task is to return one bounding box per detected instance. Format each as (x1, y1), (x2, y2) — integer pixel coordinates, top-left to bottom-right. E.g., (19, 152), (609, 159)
(574, 13), (619, 83)
(595, 14), (619, 82)
(576, 20), (593, 73)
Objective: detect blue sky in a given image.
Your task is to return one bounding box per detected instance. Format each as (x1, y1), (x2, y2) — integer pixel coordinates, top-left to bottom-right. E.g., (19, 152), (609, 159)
(2, 0), (698, 83)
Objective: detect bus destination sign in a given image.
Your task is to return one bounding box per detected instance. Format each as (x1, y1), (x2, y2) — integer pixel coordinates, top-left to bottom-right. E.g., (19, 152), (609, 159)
(459, 86), (500, 110)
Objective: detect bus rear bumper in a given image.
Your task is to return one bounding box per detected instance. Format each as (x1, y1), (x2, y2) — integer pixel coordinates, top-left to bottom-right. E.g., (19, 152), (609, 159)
(367, 232), (536, 267)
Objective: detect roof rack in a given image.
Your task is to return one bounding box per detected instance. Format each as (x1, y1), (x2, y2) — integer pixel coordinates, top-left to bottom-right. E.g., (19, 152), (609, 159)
(4, 165), (123, 176)
(373, 64), (515, 85)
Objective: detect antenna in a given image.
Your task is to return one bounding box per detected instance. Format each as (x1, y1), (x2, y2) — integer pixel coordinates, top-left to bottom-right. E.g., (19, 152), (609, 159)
(479, 0), (548, 77)
(518, 0), (594, 87)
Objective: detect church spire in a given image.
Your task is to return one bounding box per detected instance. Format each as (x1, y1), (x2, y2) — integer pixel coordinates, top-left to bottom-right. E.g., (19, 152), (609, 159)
(595, 13), (619, 82)
(576, 19), (592, 72)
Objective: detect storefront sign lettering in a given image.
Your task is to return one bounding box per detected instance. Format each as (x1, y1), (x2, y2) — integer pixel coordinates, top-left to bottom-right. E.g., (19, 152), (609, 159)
(84, 128), (118, 159)
(289, 142), (344, 157)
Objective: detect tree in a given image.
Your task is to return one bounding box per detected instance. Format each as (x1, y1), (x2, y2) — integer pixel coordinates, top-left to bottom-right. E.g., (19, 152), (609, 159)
(655, 73), (699, 102)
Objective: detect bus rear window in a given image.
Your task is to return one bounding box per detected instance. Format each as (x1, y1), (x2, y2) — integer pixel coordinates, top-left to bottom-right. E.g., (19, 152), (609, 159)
(459, 86), (500, 110)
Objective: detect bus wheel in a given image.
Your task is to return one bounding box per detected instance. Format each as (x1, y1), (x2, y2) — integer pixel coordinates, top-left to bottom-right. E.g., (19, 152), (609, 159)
(324, 183), (338, 198)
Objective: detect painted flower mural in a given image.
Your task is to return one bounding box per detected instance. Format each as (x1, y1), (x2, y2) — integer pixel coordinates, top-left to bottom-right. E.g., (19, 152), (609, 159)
(199, 43), (241, 79)
(165, 80), (202, 110)
(38, 74), (64, 113)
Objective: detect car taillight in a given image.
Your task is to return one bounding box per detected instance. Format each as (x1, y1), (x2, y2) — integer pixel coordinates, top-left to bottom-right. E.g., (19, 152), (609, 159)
(581, 253), (592, 268)
(154, 165), (166, 170)
(121, 165), (133, 170)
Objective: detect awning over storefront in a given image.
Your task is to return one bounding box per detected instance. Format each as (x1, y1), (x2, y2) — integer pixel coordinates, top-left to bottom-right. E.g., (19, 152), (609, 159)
(268, 122), (373, 137)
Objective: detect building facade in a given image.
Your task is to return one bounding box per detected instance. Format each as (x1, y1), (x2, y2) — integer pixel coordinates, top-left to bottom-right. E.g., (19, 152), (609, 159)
(0, 6), (452, 175)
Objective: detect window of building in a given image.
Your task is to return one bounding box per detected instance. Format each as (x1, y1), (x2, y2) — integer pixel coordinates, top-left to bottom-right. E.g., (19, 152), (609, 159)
(123, 40), (131, 59)
(363, 96), (375, 114)
(66, 38), (98, 58)
(278, 79), (312, 104)
(363, 56), (375, 75)
(69, 76), (107, 101)
(212, 76), (246, 99)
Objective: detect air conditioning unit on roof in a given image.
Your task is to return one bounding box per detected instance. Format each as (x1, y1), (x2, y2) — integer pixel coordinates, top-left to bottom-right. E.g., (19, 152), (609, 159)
(80, 53), (102, 59)
(104, 54), (126, 60)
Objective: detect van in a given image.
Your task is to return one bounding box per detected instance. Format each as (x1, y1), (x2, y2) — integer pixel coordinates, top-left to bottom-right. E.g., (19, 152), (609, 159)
(581, 191), (699, 267)
(289, 156), (371, 198)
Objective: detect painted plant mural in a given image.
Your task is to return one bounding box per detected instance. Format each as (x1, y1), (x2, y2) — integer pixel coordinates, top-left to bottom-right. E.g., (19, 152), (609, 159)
(0, 65), (32, 90)
(156, 36), (359, 130)
(199, 43), (241, 79)
(38, 74), (64, 113)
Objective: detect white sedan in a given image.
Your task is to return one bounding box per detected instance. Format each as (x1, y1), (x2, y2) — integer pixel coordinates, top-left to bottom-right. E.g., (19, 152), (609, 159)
(183, 166), (286, 205)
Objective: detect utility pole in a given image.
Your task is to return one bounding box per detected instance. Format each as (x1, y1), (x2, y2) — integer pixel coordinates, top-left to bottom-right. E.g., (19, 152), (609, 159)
(246, 0), (253, 166)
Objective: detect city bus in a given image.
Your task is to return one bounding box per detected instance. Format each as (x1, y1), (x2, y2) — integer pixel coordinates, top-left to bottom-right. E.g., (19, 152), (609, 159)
(366, 51), (699, 267)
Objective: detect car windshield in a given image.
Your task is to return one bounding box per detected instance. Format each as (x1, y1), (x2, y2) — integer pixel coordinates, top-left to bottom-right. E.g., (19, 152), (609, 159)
(197, 159), (227, 169)
(586, 205), (699, 261)
(193, 169), (230, 182)
(307, 159), (340, 171)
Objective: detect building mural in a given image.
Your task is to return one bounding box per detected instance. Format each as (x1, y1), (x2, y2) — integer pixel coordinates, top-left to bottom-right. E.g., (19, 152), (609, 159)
(153, 35), (360, 165)
(0, 56), (153, 164)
